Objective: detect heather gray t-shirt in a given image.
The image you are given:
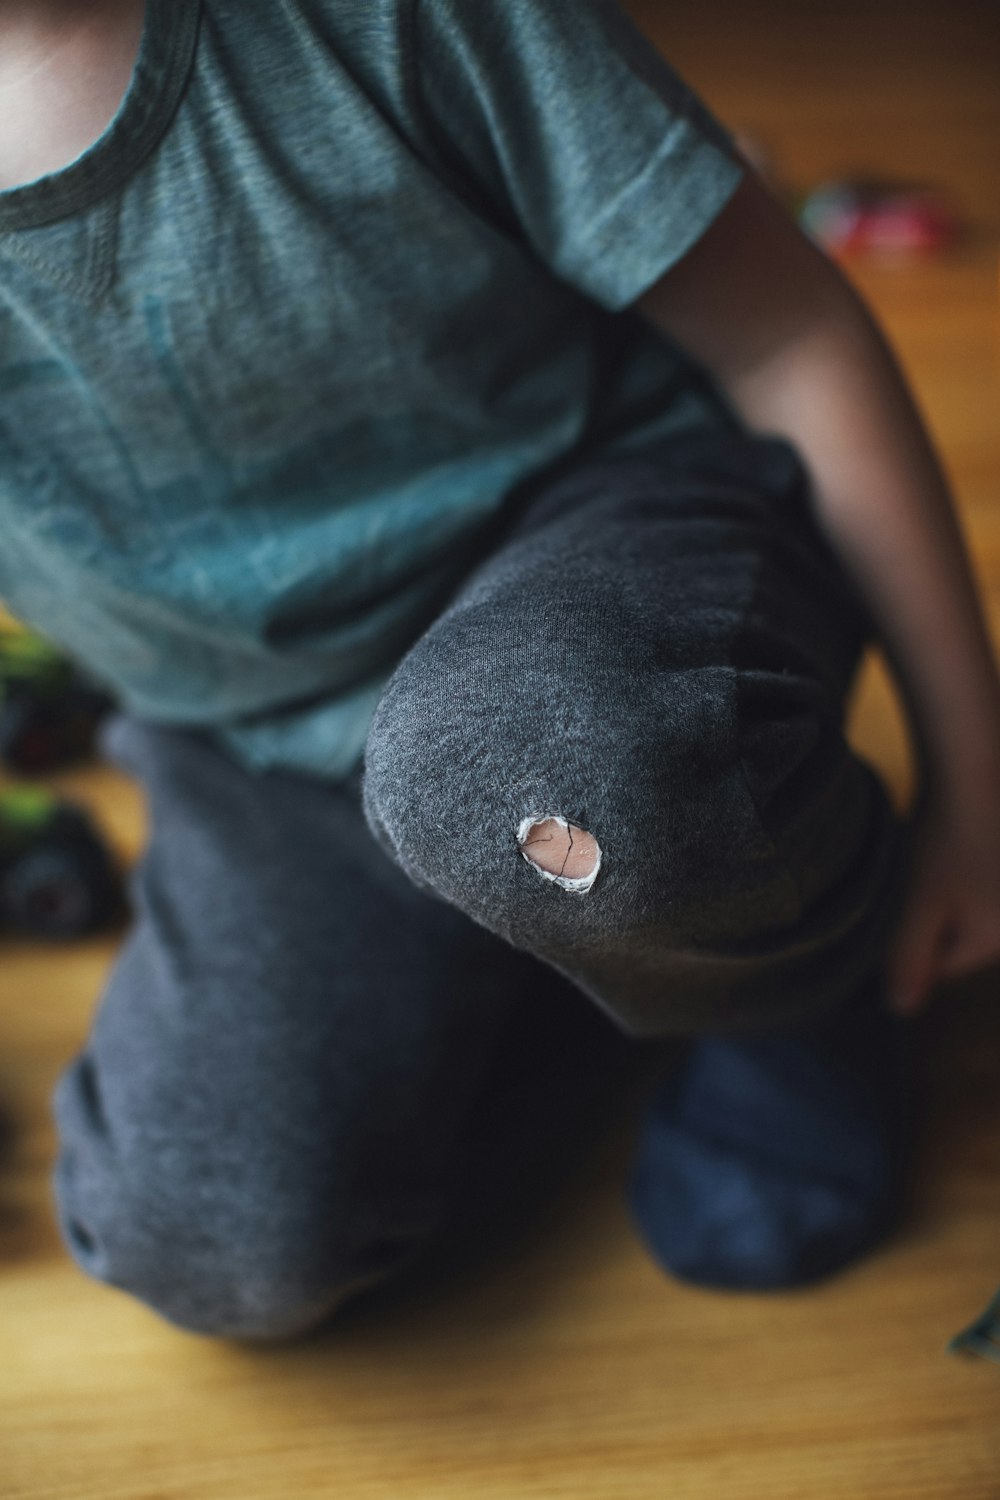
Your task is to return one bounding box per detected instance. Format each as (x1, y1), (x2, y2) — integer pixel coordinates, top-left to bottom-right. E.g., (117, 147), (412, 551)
(0, 0), (744, 779)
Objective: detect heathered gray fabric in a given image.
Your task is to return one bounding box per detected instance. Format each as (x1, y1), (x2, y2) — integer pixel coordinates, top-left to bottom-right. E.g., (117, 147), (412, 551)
(52, 434), (905, 1338)
(53, 712), (625, 1338)
(0, 0), (743, 780)
(362, 431), (907, 1037)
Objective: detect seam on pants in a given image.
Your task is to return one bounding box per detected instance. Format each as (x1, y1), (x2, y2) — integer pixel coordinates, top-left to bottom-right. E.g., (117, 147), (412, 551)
(725, 663), (808, 926)
(722, 497), (812, 929)
(723, 482), (875, 940)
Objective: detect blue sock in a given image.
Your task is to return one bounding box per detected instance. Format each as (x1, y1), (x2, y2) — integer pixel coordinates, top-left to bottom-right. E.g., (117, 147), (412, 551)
(629, 985), (912, 1290)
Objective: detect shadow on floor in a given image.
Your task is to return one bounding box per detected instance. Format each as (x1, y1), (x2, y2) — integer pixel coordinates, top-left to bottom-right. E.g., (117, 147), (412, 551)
(326, 984), (684, 1336)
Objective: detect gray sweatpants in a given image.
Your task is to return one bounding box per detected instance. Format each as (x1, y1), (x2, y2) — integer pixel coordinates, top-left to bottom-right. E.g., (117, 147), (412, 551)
(52, 431), (907, 1338)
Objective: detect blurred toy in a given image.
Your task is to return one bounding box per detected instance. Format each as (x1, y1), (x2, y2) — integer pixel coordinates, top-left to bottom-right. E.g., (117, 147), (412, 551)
(799, 179), (962, 260)
(0, 787), (122, 939)
(0, 626), (111, 773)
(950, 1284), (1000, 1367)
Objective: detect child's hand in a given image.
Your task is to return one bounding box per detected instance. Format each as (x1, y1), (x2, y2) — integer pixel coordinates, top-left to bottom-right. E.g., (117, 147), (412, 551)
(888, 788), (1000, 1015)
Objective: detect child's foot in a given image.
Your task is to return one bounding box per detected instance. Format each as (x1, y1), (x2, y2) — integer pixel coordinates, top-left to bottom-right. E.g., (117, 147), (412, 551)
(628, 983), (912, 1290)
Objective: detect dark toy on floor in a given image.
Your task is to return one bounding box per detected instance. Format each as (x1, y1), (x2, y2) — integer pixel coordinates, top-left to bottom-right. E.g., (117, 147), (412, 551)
(0, 626), (111, 775)
(0, 787), (121, 939)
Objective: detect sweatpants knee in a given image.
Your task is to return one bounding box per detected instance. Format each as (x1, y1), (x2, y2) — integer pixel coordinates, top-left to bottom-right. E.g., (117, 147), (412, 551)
(362, 452), (894, 1033)
(52, 1054), (400, 1341)
(369, 645), (901, 1038)
(362, 626), (850, 966)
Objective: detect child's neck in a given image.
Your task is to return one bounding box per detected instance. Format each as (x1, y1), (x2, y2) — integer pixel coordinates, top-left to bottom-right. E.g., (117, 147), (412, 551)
(0, 0), (146, 192)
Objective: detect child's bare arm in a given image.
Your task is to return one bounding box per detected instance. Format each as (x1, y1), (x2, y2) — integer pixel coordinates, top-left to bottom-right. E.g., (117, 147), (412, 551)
(637, 171), (1000, 1013)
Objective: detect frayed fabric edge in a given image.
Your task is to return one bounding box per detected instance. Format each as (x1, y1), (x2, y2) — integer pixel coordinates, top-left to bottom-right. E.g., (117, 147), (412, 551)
(516, 813), (602, 894)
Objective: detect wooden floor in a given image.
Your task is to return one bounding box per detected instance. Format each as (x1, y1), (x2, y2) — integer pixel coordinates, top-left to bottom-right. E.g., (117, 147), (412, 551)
(4, 3), (1000, 1496)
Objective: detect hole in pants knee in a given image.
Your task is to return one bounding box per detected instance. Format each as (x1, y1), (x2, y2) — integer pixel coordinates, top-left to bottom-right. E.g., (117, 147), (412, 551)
(517, 815), (602, 893)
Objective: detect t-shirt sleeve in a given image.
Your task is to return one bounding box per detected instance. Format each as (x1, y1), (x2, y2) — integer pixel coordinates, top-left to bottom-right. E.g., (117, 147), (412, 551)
(409, 0), (745, 311)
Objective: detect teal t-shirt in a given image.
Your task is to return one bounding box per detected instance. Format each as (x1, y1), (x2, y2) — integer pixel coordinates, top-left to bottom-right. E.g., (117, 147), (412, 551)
(0, 0), (744, 778)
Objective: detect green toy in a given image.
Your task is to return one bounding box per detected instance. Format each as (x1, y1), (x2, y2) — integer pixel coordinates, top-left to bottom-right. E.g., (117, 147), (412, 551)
(0, 626), (111, 773)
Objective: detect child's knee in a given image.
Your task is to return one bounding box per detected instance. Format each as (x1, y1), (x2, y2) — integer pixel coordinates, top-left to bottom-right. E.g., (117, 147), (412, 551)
(51, 1051), (416, 1341)
(362, 635), (844, 961)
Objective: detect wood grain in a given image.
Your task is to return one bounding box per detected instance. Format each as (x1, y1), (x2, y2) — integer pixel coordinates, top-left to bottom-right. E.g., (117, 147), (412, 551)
(3, 3), (1000, 1495)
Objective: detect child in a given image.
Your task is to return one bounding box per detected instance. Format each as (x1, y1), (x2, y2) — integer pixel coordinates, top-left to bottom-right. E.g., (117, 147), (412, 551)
(4, 0), (1000, 1339)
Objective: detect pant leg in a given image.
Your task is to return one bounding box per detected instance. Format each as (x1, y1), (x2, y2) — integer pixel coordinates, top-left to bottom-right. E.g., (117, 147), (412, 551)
(52, 716), (605, 1340)
(362, 431), (908, 1037)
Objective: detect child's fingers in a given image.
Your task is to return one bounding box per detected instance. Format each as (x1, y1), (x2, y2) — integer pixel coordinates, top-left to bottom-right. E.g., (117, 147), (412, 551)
(887, 891), (953, 1015)
(934, 912), (1000, 986)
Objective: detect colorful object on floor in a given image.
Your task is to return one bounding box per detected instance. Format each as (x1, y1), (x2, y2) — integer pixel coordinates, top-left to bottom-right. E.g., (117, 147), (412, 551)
(949, 1284), (1000, 1366)
(799, 179), (962, 260)
(0, 625), (112, 774)
(0, 787), (122, 939)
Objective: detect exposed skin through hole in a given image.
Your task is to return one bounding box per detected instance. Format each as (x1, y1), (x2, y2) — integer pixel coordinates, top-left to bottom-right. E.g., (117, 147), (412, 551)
(517, 816), (601, 891)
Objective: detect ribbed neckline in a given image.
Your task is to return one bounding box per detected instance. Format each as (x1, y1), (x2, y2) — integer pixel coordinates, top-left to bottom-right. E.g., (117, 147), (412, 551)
(0, 0), (201, 233)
